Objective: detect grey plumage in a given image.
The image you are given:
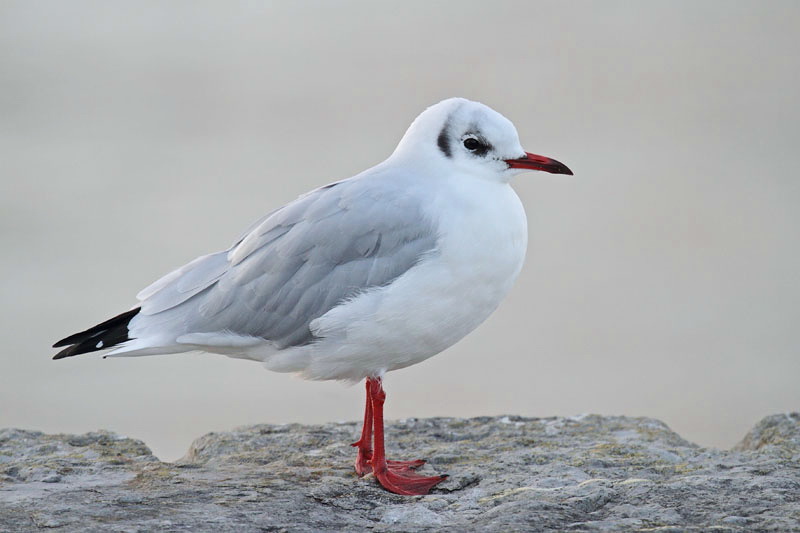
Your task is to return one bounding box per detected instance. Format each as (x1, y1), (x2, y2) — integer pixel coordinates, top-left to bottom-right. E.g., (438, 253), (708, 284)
(135, 170), (439, 350)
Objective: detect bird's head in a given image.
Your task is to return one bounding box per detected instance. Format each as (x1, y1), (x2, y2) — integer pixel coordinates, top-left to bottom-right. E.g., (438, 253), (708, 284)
(392, 97), (572, 182)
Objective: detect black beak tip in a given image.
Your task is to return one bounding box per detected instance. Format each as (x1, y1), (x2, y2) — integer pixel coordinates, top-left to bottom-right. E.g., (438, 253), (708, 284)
(546, 160), (573, 176)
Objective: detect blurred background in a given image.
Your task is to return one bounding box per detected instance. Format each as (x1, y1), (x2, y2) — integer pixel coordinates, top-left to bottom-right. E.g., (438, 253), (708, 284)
(1, 1), (798, 461)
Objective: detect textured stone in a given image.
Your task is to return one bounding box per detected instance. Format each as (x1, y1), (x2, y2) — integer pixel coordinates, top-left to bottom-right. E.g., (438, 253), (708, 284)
(1, 414), (799, 532)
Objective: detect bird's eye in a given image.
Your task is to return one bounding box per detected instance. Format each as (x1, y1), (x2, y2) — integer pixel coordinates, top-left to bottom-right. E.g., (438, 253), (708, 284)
(463, 138), (481, 151)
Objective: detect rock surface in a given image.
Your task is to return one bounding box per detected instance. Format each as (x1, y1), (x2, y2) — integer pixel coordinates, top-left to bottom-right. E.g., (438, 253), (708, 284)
(1, 413), (799, 532)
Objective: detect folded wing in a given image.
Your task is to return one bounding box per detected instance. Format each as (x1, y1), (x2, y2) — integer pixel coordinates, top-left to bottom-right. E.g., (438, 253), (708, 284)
(134, 173), (439, 350)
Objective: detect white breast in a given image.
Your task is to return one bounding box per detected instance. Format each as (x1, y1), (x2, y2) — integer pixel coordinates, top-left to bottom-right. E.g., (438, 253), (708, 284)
(290, 176), (528, 382)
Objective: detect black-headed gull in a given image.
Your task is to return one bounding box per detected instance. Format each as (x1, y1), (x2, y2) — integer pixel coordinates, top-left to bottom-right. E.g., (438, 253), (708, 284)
(54, 97), (572, 495)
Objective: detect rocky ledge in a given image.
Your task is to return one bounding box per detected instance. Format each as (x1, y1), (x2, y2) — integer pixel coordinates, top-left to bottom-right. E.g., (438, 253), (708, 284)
(1, 414), (799, 532)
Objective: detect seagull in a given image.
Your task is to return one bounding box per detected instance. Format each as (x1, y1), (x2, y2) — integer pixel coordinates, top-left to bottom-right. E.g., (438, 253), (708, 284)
(53, 97), (572, 495)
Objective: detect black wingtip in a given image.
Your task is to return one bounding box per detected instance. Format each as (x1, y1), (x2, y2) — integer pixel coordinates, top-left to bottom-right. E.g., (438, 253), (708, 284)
(53, 341), (85, 360)
(52, 308), (140, 360)
(52, 348), (74, 360)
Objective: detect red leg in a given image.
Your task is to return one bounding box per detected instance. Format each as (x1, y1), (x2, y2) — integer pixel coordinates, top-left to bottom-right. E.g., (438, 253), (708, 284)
(352, 378), (425, 477)
(351, 379), (374, 476)
(367, 377), (447, 495)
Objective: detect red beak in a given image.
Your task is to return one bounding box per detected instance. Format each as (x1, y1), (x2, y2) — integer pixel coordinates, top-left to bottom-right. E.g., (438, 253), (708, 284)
(505, 152), (573, 175)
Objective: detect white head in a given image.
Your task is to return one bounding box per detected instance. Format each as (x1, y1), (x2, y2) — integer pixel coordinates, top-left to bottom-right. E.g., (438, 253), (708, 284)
(392, 97), (572, 182)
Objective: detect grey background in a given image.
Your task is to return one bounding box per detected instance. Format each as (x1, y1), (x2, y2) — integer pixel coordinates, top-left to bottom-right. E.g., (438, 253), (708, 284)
(1, 1), (798, 461)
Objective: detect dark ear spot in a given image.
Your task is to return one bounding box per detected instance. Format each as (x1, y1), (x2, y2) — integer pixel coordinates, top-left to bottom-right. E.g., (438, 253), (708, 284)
(437, 125), (451, 158)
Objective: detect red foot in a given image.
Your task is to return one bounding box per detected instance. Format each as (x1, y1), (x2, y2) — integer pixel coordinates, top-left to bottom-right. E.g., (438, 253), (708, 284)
(353, 377), (447, 495)
(373, 466), (448, 496)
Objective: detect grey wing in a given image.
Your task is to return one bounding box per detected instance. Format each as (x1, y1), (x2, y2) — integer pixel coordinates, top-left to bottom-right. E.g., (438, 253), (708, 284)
(137, 175), (439, 348)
